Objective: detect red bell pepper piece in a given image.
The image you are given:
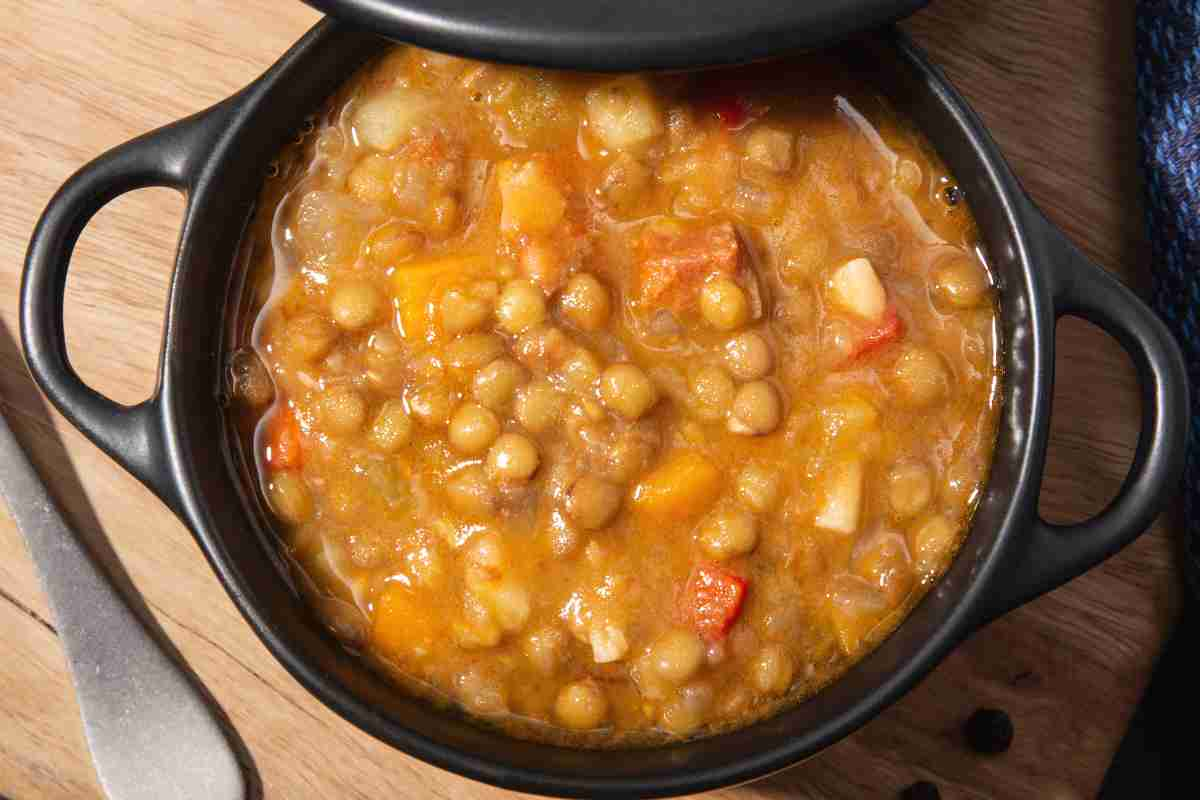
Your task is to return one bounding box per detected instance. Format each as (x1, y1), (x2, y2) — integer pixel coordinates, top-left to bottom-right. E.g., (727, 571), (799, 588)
(709, 95), (752, 129)
(682, 564), (748, 641)
(848, 305), (904, 360)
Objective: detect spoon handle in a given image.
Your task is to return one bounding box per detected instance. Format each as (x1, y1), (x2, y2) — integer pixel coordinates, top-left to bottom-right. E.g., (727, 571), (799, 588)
(0, 410), (245, 800)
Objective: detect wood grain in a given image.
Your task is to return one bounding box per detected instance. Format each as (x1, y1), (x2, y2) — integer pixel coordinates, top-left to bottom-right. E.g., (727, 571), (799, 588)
(0, 1), (1182, 798)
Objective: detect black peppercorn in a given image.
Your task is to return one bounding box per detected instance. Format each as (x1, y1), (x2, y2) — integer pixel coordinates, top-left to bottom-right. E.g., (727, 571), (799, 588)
(943, 184), (962, 206)
(964, 707), (1014, 754)
(901, 780), (940, 800)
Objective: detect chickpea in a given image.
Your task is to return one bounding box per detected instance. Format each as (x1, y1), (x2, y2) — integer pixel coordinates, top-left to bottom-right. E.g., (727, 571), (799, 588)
(522, 626), (567, 676)
(448, 402), (501, 455)
(454, 616), (502, 650)
(330, 281), (383, 331)
(698, 510), (758, 560)
(514, 324), (569, 369)
(285, 313), (338, 362)
(891, 347), (950, 408)
(486, 433), (540, 481)
(931, 256), (990, 310)
(514, 380), (563, 433)
(408, 382), (456, 427)
(324, 475), (362, 520)
(347, 153), (393, 204)
(599, 363), (659, 420)
(565, 475), (622, 530)
(473, 358), (528, 411)
(650, 629), (705, 684)
(554, 680), (609, 731)
(736, 463), (781, 512)
(446, 465), (497, 516)
(600, 431), (653, 484)
(318, 387), (367, 435)
(444, 333), (505, 375)
(659, 682), (713, 736)
(909, 514), (958, 577)
(854, 533), (915, 607)
(454, 666), (508, 715)
(496, 279), (547, 334)
(466, 530), (506, 578)
(485, 579), (532, 633)
(560, 347), (602, 392)
(750, 644), (794, 695)
(364, 328), (406, 390)
(267, 470), (312, 524)
(367, 399), (413, 452)
(440, 287), (491, 335)
(560, 273), (612, 331)
(887, 461), (933, 519)
(724, 331), (773, 380)
(699, 277), (751, 331)
(366, 222), (422, 267)
(690, 365), (736, 422)
(405, 543), (445, 590)
(728, 381), (782, 435)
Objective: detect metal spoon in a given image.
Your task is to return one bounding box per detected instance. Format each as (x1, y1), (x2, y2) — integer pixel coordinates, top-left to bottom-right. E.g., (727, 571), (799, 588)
(0, 405), (246, 800)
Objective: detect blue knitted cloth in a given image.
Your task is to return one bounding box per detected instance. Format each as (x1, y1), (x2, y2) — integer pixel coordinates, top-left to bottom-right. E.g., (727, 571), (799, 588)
(1137, 0), (1200, 590)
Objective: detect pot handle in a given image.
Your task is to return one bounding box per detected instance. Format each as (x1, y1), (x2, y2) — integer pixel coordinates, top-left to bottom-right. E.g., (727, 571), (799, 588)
(20, 105), (232, 512)
(977, 213), (1190, 625)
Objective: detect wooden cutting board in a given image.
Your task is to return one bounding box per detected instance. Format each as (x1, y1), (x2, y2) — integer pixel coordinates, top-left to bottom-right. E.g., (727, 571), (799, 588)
(0, 1), (1182, 797)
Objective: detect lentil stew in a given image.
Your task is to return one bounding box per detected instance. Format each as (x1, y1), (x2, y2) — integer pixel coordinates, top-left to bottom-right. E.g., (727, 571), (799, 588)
(226, 46), (1002, 746)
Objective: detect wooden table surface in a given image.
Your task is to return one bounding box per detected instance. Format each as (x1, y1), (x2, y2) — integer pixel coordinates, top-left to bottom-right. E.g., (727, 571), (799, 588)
(0, 1), (1184, 797)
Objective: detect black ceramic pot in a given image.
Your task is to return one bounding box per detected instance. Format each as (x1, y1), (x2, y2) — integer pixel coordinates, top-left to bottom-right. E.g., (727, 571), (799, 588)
(20, 20), (1189, 798)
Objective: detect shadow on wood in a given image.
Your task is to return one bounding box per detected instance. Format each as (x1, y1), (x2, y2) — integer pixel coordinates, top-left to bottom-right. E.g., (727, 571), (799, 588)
(0, 318), (262, 800)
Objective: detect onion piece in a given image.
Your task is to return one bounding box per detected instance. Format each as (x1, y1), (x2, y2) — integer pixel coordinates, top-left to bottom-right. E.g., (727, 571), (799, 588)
(835, 96), (947, 248)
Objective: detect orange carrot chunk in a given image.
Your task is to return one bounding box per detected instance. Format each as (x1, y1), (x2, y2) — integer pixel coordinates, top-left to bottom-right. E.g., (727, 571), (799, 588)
(266, 406), (304, 469)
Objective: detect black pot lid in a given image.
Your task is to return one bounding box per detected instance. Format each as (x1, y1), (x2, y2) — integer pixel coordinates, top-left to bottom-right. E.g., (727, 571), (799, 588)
(304, 0), (931, 71)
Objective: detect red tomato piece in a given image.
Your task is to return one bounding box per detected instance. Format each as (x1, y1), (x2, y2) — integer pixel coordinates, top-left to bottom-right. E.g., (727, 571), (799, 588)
(849, 305), (904, 360)
(709, 95), (752, 129)
(693, 64), (773, 130)
(682, 564), (748, 641)
(266, 406), (303, 469)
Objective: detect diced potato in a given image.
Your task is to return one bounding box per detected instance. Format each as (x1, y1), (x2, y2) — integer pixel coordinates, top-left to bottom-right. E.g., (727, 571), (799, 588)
(585, 77), (664, 152)
(813, 457), (864, 534)
(590, 624), (630, 663)
(827, 574), (888, 657)
(743, 126), (794, 174)
(828, 258), (887, 322)
(372, 583), (440, 661)
(353, 87), (437, 151)
(390, 254), (488, 341)
(497, 157), (567, 236)
(631, 451), (723, 518)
